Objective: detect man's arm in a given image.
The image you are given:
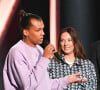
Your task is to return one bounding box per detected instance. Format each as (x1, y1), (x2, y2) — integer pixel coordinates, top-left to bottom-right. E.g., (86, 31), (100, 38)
(50, 72), (88, 90)
(3, 51), (38, 90)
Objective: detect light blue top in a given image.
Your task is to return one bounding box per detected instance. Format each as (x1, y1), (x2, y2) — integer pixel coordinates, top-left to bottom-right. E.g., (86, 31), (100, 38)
(3, 40), (67, 90)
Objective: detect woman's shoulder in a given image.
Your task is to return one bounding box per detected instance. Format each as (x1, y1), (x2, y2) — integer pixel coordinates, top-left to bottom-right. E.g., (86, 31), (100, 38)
(81, 58), (94, 66)
(49, 58), (58, 63)
(49, 58), (63, 66)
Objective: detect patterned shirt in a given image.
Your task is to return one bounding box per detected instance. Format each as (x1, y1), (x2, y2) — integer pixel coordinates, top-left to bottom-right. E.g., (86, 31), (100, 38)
(48, 55), (97, 90)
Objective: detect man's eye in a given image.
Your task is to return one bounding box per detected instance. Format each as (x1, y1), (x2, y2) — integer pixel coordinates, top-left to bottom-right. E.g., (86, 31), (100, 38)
(36, 29), (40, 32)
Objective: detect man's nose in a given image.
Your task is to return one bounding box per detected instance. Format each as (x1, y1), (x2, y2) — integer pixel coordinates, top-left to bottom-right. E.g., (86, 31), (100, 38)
(42, 30), (45, 35)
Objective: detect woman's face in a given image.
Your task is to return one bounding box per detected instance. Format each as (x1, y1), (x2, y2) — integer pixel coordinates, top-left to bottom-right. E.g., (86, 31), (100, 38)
(60, 32), (74, 55)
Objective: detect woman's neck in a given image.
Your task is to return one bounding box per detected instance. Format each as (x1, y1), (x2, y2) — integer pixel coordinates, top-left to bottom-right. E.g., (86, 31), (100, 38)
(64, 53), (75, 62)
(64, 53), (75, 67)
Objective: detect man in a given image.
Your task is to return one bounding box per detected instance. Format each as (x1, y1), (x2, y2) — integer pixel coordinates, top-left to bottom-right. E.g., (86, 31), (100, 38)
(3, 10), (87, 90)
(91, 40), (100, 90)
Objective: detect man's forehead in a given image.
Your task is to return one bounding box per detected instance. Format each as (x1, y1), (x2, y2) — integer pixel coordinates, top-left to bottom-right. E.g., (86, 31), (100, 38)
(30, 19), (44, 29)
(31, 19), (44, 25)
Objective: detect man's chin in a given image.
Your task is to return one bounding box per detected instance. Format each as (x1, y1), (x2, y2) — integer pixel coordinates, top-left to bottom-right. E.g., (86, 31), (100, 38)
(38, 41), (43, 45)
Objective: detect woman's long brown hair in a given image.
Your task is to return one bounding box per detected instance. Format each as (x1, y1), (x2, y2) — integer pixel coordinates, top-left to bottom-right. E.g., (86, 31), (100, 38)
(57, 27), (86, 59)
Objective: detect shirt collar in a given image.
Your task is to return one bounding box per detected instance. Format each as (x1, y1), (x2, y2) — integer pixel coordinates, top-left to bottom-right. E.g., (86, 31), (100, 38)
(61, 54), (82, 66)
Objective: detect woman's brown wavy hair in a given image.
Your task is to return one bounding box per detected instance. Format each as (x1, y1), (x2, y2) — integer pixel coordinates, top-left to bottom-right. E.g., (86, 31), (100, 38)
(57, 27), (86, 59)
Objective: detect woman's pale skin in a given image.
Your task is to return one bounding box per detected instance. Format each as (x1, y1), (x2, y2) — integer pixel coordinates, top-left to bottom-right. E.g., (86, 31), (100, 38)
(60, 32), (75, 66)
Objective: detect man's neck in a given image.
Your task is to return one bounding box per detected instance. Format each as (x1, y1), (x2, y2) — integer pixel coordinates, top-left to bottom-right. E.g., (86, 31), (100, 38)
(23, 39), (36, 48)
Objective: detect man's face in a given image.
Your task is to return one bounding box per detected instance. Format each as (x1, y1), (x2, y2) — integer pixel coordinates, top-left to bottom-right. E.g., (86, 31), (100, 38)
(23, 19), (45, 47)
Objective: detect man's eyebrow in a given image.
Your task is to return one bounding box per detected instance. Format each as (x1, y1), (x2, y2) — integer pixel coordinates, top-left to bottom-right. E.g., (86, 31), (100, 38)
(36, 27), (44, 30)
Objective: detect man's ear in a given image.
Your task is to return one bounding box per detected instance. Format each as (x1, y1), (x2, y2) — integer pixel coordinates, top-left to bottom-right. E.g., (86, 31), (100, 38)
(23, 29), (29, 36)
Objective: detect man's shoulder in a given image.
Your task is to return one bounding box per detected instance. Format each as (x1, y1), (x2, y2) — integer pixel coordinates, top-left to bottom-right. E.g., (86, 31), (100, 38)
(92, 40), (100, 47)
(8, 40), (24, 53)
(94, 40), (100, 45)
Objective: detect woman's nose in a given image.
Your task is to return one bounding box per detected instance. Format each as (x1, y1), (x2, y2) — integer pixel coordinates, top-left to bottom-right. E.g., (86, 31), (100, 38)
(64, 40), (68, 45)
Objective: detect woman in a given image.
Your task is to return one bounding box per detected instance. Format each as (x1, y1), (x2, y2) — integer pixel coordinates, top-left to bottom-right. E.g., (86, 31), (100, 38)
(48, 27), (97, 90)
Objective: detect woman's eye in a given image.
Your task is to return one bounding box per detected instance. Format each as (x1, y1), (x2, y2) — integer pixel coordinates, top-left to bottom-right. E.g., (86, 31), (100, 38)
(60, 40), (64, 42)
(68, 39), (72, 41)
